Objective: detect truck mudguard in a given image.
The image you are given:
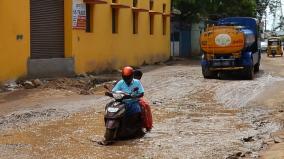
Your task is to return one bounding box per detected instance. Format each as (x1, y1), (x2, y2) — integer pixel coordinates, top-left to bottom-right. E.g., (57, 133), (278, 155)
(241, 51), (253, 66)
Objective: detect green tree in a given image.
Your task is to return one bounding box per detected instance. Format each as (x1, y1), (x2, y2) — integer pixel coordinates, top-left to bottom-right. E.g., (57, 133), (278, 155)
(256, 0), (270, 22)
(214, 0), (256, 17)
(173, 0), (256, 23)
(172, 0), (207, 23)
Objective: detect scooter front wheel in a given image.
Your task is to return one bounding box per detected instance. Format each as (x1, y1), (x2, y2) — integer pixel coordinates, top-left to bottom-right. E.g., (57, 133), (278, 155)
(104, 128), (116, 142)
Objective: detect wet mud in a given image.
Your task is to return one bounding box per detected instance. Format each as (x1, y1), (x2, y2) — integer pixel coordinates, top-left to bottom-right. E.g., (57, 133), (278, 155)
(0, 55), (284, 159)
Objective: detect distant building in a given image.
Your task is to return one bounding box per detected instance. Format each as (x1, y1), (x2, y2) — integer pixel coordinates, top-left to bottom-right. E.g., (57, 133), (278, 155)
(170, 19), (206, 57)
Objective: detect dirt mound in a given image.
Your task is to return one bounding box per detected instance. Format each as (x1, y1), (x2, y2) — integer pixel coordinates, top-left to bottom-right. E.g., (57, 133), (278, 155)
(0, 73), (118, 95)
(42, 77), (116, 95)
(43, 78), (94, 95)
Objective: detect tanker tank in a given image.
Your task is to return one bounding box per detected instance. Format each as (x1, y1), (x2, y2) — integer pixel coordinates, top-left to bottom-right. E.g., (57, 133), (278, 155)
(200, 17), (261, 80)
(200, 26), (255, 55)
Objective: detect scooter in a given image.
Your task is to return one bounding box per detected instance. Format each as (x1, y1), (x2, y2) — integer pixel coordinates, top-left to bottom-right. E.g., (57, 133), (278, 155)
(103, 86), (139, 144)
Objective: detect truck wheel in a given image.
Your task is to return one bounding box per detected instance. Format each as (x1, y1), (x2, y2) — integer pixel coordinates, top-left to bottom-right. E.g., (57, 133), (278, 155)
(244, 66), (254, 80)
(254, 63), (260, 72)
(202, 66), (217, 79)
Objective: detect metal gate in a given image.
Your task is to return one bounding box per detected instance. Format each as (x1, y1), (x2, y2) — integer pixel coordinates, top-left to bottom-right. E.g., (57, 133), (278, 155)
(180, 30), (191, 57)
(171, 31), (180, 56)
(30, 0), (65, 59)
(171, 30), (191, 57)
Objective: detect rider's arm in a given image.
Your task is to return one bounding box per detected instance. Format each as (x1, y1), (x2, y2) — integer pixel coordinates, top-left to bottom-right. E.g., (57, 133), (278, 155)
(131, 80), (144, 98)
(131, 92), (144, 98)
(112, 80), (123, 92)
(105, 91), (113, 97)
(123, 92), (143, 99)
(105, 80), (123, 97)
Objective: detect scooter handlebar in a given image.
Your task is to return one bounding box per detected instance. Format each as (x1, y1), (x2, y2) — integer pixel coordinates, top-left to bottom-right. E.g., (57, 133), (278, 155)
(105, 91), (113, 97)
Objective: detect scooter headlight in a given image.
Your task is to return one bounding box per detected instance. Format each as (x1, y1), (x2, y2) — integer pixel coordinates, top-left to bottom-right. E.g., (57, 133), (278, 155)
(107, 107), (119, 113)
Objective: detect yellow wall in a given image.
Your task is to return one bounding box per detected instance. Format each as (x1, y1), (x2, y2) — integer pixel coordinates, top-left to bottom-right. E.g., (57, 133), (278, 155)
(71, 0), (171, 74)
(0, 0), (30, 82)
(0, 0), (171, 82)
(65, 0), (73, 58)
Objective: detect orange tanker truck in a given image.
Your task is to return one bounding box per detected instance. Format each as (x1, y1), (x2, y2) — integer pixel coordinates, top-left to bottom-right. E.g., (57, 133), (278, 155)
(200, 17), (261, 80)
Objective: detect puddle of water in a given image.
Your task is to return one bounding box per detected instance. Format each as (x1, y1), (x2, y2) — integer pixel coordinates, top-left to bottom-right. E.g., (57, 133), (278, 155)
(0, 108), (153, 159)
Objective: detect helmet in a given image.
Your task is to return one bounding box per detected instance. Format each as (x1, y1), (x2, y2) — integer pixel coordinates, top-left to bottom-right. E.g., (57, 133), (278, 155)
(122, 66), (134, 84)
(122, 66), (134, 77)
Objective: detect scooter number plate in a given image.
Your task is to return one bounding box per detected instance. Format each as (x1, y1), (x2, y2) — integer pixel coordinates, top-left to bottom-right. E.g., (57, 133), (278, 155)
(107, 107), (119, 113)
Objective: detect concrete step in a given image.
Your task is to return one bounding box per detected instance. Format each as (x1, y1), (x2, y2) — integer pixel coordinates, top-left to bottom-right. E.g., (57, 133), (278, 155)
(28, 58), (75, 78)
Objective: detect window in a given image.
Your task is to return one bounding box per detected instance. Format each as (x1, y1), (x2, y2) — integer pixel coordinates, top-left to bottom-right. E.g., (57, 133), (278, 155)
(162, 4), (167, 35)
(163, 17), (166, 35)
(133, 12), (138, 34)
(133, 0), (138, 7)
(149, 0), (154, 35)
(112, 8), (118, 33)
(163, 3), (167, 35)
(86, 4), (93, 33)
(150, 0), (154, 10)
(150, 15), (154, 35)
(132, 0), (138, 34)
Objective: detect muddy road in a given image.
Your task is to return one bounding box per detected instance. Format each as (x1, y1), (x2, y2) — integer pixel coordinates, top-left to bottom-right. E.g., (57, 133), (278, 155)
(0, 55), (284, 159)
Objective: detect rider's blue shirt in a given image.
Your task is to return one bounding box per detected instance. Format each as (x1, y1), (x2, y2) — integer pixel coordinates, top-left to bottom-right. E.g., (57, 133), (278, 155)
(112, 79), (144, 116)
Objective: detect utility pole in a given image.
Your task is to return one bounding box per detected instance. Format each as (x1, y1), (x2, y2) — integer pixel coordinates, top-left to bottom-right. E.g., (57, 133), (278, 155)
(265, 11), (267, 31)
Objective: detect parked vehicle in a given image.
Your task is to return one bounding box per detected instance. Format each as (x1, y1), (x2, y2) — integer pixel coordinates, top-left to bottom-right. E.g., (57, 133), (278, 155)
(200, 17), (261, 80)
(267, 37), (283, 57)
(260, 41), (268, 52)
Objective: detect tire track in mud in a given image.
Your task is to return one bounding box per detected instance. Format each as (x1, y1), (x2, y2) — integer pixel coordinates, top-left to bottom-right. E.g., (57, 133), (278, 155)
(0, 108), (69, 132)
(135, 66), (284, 159)
(215, 73), (284, 108)
(138, 82), (239, 158)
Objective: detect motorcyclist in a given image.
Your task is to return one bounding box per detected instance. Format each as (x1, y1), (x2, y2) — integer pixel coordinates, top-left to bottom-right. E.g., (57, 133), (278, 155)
(133, 69), (153, 132)
(101, 66), (145, 145)
(134, 69), (143, 80)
